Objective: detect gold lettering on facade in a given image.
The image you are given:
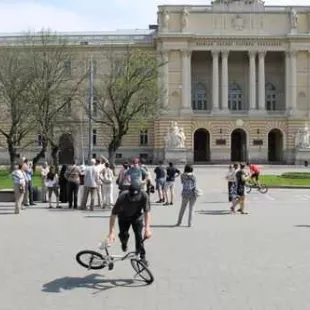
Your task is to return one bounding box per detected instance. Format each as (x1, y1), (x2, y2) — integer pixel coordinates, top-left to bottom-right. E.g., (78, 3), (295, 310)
(196, 40), (282, 47)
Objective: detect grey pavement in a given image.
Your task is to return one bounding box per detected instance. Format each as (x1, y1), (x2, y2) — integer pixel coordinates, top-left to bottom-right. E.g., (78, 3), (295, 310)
(1, 167), (310, 310)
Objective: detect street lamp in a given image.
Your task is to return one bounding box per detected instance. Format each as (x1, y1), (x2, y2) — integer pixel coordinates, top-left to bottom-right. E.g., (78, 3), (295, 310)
(88, 57), (94, 163)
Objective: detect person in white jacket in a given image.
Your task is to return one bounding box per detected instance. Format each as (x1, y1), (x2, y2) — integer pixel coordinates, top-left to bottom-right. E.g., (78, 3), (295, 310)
(81, 159), (99, 211)
(102, 162), (114, 208)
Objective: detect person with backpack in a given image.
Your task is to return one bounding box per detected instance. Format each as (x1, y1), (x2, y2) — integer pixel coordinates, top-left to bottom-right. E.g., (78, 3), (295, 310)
(102, 162), (114, 208)
(176, 164), (198, 227)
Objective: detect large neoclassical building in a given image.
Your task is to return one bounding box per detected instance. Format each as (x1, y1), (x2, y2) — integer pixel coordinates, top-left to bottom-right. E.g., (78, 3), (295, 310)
(1, 0), (310, 164)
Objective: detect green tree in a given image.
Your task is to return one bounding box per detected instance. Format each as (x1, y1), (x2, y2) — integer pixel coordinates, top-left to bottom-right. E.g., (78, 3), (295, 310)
(27, 31), (87, 169)
(89, 48), (164, 163)
(0, 48), (36, 171)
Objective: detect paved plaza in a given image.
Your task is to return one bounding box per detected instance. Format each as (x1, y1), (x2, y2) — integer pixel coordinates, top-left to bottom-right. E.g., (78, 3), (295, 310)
(1, 166), (310, 310)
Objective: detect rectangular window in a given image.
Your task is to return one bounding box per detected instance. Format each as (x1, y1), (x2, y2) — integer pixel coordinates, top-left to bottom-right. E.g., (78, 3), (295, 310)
(64, 60), (72, 76)
(140, 153), (148, 160)
(140, 129), (148, 146)
(92, 153), (97, 159)
(92, 129), (97, 146)
(116, 153), (122, 159)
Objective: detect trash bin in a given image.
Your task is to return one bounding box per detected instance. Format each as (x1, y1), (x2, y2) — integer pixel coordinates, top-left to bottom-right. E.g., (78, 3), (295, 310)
(32, 187), (42, 202)
(305, 161), (308, 167)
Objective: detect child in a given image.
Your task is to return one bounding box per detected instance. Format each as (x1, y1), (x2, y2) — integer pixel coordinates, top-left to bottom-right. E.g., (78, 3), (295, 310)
(46, 166), (61, 209)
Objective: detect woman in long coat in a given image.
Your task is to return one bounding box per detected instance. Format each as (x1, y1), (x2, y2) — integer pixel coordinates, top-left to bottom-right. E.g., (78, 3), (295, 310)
(59, 165), (68, 203)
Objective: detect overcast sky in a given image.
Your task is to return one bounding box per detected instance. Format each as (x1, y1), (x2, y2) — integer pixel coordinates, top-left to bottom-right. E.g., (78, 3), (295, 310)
(0, 0), (309, 33)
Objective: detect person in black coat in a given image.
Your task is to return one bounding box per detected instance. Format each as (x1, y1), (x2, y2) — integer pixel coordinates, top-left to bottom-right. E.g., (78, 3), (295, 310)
(59, 165), (68, 203)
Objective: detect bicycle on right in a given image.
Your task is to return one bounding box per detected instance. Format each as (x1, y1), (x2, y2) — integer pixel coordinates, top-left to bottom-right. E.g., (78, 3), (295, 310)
(245, 179), (268, 194)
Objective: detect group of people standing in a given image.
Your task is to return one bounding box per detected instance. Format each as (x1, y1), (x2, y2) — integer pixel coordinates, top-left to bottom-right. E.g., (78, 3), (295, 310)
(40, 156), (115, 210)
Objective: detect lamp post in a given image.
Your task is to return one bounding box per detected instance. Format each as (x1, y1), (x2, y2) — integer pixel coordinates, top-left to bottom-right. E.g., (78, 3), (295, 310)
(88, 58), (94, 163)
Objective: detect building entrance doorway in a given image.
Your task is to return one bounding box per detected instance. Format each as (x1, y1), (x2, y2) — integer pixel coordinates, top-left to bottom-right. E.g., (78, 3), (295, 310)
(231, 129), (247, 162)
(194, 129), (210, 162)
(268, 129), (283, 162)
(59, 133), (74, 165)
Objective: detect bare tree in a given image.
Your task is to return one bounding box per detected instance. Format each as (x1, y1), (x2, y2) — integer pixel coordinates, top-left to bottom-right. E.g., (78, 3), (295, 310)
(89, 48), (164, 163)
(27, 31), (87, 169)
(0, 48), (36, 171)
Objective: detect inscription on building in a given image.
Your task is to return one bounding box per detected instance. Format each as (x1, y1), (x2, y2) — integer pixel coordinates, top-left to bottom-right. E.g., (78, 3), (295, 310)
(196, 40), (282, 47)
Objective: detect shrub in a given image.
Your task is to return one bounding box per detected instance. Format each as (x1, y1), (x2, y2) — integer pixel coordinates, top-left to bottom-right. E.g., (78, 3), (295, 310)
(281, 172), (310, 179)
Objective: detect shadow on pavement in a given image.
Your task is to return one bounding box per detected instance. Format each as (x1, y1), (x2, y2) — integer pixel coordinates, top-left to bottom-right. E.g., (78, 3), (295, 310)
(295, 225), (310, 228)
(203, 201), (227, 204)
(196, 210), (231, 216)
(42, 274), (147, 294)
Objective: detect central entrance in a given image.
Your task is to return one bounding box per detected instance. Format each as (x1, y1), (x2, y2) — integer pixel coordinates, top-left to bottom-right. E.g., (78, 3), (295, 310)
(58, 133), (75, 165)
(268, 129), (283, 162)
(231, 129), (247, 162)
(194, 129), (210, 162)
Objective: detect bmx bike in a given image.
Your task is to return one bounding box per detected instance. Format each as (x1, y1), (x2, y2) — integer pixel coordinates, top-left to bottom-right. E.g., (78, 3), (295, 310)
(75, 238), (154, 284)
(245, 180), (268, 194)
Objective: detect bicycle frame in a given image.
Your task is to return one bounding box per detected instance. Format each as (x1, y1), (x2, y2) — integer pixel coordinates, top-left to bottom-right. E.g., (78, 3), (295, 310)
(99, 237), (147, 264)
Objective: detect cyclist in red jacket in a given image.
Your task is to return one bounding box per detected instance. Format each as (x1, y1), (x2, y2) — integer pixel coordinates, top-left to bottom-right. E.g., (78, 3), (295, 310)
(246, 162), (261, 186)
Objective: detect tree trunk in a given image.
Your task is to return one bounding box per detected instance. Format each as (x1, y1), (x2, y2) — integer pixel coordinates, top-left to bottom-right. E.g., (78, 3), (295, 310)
(51, 143), (59, 173)
(108, 135), (123, 166)
(32, 140), (48, 173)
(7, 139), (17, 172)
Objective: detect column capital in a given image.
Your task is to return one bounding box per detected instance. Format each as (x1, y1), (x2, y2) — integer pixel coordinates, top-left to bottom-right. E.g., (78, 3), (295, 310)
(221, 50), (229, 58)
(248, 51), (257, 58)
(211, 50), (220, 57)
(159, 50), (169, 60)
(181, 49), (192, 58)
(258, 51), (266, 58)
(286, 50), (297, 58)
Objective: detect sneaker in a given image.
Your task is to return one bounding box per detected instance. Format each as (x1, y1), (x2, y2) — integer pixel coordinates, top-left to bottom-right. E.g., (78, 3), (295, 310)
(169, 202), (173, 205)
(56, 205), (62, 209)
(163, 202), (169, 206)
(30, 203), (36, 206)
(121, 243), (128, 252)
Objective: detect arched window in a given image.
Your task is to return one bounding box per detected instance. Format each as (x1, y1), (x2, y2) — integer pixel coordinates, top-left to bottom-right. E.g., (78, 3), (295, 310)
(265, 82), (276, 111)
(228, 83), (243, 111)
(192, 83), (207, 111)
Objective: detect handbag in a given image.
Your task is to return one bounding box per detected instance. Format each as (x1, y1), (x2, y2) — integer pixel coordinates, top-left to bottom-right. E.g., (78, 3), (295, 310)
(194, 187), (203, 197)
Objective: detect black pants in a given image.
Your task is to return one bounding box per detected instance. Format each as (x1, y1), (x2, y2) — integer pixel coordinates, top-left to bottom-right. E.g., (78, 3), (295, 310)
(118, 217), (146, 258)
(27, 181), (34, 204)
(228, 182), (234, 202)
(67, 181), (79, 208)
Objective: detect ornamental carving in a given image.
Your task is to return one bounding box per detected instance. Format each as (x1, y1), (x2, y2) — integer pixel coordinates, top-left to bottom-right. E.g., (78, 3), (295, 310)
(232, 15), (245, 31)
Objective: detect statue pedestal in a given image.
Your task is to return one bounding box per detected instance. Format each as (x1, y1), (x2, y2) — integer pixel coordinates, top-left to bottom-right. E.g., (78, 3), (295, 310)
(295, 148), (310, 165)
(164, 148), (187, 164)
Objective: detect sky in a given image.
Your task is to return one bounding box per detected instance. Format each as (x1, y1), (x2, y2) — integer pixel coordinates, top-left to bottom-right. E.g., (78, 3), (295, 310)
(0, 0), (309, 33)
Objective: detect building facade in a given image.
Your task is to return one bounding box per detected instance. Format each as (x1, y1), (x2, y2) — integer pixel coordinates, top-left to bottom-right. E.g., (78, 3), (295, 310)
(1, 0), (310, 164)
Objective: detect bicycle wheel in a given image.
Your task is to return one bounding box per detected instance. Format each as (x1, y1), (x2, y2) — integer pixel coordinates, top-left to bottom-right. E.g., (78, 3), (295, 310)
(258, 184), (268, 194)
(245, 184), (252, 194)
(76, 250), (106, 270)
(130, 258), (154, 284)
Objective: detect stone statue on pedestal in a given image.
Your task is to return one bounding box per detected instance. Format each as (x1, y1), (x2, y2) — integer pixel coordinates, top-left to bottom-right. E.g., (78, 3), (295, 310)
(162, 9), (170, 29)
(181, 8), (189, 30)
(165, 121), (186, 149)
(290, 8), (298, 29)
(295, 123), (310, 149)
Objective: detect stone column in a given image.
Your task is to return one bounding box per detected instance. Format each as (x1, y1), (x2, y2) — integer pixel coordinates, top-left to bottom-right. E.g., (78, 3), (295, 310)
(212, 51), (219, 111)
(290, 51), (297, 113)
(181, 50), (192, 113)
(258, 51), (266, 111)
(221, 51), (229, 111)
(161, 50), (169, 108)
(285, 52), (290, 112)
(249, 51), (257, 111)
(308, 13), (310, 33)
